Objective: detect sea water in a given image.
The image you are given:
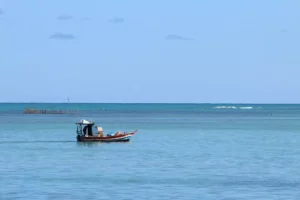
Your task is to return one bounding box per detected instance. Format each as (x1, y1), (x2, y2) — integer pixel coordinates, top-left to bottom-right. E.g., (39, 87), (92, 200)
(0, 103), (300, 199)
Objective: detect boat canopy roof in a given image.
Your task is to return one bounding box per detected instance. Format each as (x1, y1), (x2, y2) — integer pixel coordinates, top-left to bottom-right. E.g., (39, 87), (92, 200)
(75, 119), (94, 125)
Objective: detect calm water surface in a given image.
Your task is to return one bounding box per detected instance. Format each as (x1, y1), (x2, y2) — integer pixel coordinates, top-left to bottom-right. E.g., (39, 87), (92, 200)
(0, 103), (300, 199)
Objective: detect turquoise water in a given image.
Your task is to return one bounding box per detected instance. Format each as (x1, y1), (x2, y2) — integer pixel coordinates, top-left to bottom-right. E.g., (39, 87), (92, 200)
(1, 103), (300, 199)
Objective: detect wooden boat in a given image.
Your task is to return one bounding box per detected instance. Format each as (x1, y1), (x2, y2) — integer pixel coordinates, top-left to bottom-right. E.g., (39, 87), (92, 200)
(75, 119), (137, 142)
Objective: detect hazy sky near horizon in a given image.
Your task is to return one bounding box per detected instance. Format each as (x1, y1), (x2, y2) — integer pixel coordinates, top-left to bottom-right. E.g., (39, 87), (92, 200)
(0, 0), (300, 103)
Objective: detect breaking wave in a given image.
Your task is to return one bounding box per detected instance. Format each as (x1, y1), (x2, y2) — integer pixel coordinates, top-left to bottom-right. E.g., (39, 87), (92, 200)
(214, 106), (237, 109)
(239, 106), (253, 109)
(214, 106), (254, 110)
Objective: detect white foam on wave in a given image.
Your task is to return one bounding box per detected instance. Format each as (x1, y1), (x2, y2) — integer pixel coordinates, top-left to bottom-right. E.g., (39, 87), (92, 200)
(214, 106), (237, 109)
(213, 106), (254, 110)
(239, 106), (253, 109)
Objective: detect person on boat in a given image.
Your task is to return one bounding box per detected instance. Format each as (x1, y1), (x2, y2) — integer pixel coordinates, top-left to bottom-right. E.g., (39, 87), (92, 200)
(83, 125), (88, 136)
(95, 126), (104, 137)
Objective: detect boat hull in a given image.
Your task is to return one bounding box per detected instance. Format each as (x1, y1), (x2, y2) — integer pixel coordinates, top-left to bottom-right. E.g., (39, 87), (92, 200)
(77, 133), (134, 142)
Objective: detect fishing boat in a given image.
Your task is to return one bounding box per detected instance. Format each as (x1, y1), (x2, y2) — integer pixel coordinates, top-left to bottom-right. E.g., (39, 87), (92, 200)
(75, 119), (137, 142)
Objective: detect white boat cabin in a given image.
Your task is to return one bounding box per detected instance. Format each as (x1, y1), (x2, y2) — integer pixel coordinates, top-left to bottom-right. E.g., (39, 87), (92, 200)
(75, 119), (95, 136)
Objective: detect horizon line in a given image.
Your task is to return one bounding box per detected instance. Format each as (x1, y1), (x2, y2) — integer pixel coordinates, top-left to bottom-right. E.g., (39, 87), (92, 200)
(0, 102), (300, 105)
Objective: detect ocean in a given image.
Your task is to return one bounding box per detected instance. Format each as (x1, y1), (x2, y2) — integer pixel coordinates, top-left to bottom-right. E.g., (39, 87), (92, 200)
(0, 103), (300, 199)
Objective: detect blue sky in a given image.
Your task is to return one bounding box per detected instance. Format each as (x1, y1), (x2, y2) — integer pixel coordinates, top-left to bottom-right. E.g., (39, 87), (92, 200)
(0, 0), (300, 103)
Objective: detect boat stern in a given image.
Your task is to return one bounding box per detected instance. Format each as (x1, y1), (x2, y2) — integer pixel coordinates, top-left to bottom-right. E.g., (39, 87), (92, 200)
(76, 135), (84, 142)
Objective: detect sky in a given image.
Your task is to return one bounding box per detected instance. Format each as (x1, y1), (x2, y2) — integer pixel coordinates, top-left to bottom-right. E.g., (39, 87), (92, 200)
(0, 0), (300, 103)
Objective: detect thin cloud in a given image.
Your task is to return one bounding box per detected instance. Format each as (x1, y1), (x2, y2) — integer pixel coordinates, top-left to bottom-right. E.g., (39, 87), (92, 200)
(166, 34), (193, 41)
(57, 15), (73, 20)
(108, 17), (124, 24)
(49, 33), (75, 40)
(0, 9), (3, 15)
(82, 17), (91, 21)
